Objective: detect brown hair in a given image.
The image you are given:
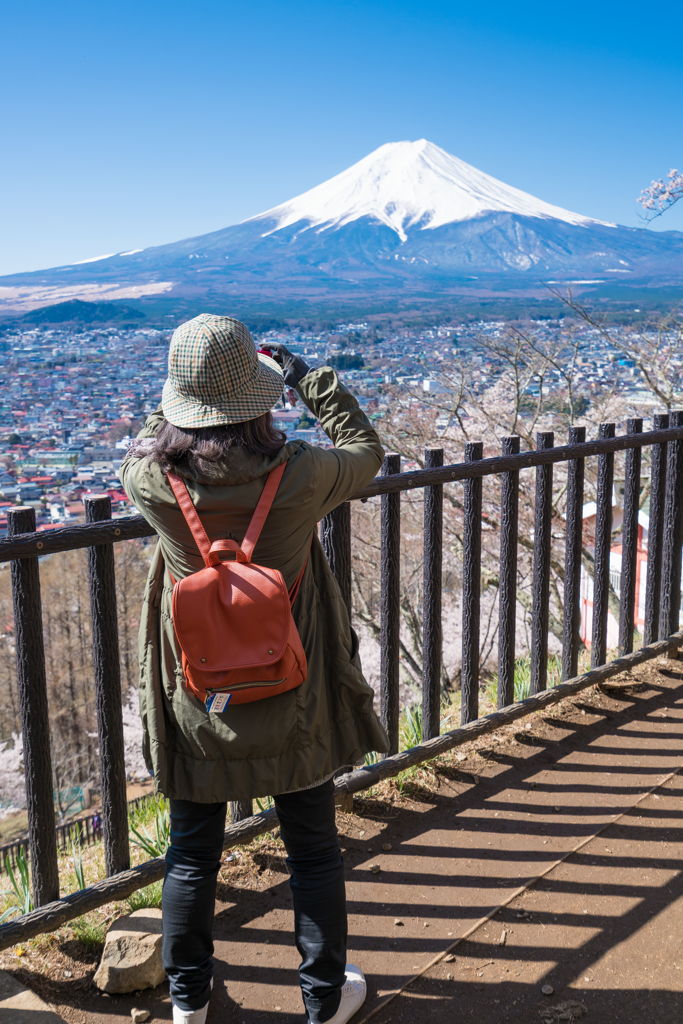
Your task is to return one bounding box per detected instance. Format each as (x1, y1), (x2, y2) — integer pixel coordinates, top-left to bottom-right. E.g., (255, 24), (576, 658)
(129, 412), (286, 475)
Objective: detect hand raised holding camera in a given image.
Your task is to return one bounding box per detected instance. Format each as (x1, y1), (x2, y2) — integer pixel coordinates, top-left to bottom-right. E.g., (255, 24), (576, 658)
(268, 343), (311, 388)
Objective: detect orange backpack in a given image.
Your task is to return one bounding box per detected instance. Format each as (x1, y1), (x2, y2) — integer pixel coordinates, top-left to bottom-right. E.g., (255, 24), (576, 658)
(167, 462), (308, 711)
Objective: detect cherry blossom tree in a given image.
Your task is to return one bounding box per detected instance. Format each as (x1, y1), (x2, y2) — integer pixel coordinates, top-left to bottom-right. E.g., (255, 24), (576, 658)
(350, 316), (650, 703)
(121, 691), (149, 781)
(638, 169), (683, 220)
(0, 733), (26, 814)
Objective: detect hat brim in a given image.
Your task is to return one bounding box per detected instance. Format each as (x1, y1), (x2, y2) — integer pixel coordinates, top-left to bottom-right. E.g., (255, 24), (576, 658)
(161, 353), (285, 428)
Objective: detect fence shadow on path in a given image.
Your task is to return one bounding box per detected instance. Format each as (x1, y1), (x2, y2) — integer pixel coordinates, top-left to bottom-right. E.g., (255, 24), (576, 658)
(13, 673), (683, 1024)
(374, 777), (683, 1023)
(204, 674), (683, 1023)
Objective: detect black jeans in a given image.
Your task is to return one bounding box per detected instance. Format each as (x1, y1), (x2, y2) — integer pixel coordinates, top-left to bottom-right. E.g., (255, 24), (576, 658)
(162, 777), (347, 1023)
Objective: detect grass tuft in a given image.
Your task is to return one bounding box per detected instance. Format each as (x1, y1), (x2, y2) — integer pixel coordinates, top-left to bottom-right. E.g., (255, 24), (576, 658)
(485, 653), (563, 706)
(71, 915), (107, 952)
(129, 798), (170, 859)
(126, 880), (163, 912)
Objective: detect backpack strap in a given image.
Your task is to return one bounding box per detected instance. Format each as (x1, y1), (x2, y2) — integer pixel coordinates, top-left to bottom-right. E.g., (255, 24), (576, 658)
(166, 462), (288, 566)
(288, 540), (311, 605)
(241, 462), (287, 561)
(167, 473), (212, 564)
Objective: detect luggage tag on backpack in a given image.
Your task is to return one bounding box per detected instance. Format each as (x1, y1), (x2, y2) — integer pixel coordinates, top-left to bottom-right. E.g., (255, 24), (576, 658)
(206, 691), (232, 713)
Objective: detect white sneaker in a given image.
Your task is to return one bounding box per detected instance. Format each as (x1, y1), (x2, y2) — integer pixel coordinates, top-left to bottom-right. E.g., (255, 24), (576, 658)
(318, 964), (367, 1024)
(172, 978), (213, 1023)
(172, 1004), (208, 1024)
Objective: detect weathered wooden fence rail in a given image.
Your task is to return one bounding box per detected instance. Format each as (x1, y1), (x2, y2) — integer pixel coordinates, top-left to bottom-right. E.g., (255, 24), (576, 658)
(0, 418), (682, 949)
(1, 628), (681, 952)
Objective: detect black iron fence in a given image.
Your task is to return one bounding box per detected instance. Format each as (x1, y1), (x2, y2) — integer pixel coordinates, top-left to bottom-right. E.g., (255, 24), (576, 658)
(0, 415), (682, 947)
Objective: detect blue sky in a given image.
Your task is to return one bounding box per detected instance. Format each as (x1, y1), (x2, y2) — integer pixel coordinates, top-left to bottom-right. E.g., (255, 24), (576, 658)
(2, 0), (682, 275)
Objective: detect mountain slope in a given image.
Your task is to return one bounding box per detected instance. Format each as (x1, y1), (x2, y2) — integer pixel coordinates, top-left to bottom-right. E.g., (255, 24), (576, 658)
(1, 140), (682, 313)
(246, 139), (612, 240)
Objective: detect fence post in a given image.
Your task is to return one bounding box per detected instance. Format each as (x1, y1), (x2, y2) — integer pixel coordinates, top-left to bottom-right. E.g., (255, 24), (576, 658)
(591, 423), (616, 668)
(7, 507), (60, 907)
(659, 410), (683, 645)
(461, 442), (483, 724)
(85, 496), (130, 876)
(230, 800), (254, 823)
(380, 453), (401, 755)
(497, 436), (520, 708)
(422, 447), (443, 740)
(644, 414), (668, 644)
(619, 419), (643, 656)
(530, 432), (554, 694)
(320, 502), (352, 616)
(562, 426), (586, 680)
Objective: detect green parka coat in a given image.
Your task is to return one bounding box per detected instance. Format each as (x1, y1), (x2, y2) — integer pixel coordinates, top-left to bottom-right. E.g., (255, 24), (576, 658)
(120, 367), (389, 803)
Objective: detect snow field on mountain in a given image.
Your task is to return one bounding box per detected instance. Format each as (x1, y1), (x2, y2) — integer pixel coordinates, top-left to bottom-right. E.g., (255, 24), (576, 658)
(247, 139), (614, 240)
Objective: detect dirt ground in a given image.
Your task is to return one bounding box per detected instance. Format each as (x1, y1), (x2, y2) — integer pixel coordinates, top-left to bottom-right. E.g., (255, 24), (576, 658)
(3, 659), (683, 1024)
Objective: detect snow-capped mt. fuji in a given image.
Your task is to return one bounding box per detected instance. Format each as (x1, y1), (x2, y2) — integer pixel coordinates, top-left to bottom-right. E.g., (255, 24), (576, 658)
(248, 139), (612, 241)
(2, 139), (682, 315)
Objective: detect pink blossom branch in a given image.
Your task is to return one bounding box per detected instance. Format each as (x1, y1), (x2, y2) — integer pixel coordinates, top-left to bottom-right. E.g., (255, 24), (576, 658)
(638, 168), (683, 220)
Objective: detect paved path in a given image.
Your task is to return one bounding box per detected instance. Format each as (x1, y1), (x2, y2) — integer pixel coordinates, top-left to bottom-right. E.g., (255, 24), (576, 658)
(0, 969), (66, 1022)
(28, 664), (683, 1023)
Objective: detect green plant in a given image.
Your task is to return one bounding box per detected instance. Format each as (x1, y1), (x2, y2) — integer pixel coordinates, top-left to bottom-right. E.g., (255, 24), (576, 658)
(0, 848), (33, 922)
(127, 880), (163, 912)
(129, 801), (170, 858)
(394, 770), (408, 794)
(485, 653), (563, 707)
(128, 793), (169, 830)
(364, 750), (380, 766)
(398, 702), (453, 751)
(70, 826), (86, 891)
(513, 656), (532, 702)
(254, 796), (274, 813)
(399, 704), (422, 750)
(72, 915), (107, 952)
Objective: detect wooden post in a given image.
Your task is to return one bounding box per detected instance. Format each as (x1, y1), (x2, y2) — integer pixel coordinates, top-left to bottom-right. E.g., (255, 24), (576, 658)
(320, 502), (352, 615)
(8, 507), (60, 907)
(643, 414), (668, 645)
(85, 496), (130, 876)
(562, 426), (586, 680)
(230, 801), (254, 823)
(380, 453), (401, 755)
(659, 410), (683, 647)
(591, 423), (616, 668)
(422, 447), (443, 739)
(618, 419), (642, 655)
(497, 436), (520, 707)
(461, 442), (483, 724)
(530, 432), (554, 693)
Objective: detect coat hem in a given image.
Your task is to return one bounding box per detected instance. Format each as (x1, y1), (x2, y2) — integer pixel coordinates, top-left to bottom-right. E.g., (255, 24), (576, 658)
(148, 718), (386, 803)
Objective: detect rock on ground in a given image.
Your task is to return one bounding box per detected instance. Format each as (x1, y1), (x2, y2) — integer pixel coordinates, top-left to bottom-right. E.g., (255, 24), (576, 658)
(93, 909), (166, 994)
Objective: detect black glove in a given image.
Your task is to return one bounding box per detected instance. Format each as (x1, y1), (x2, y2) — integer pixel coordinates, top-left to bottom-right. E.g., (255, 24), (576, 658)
(268, 343), (311, 388)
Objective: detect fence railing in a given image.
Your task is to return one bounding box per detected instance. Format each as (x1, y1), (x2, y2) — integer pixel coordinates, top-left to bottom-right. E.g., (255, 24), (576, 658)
(0, 415), (682, 947)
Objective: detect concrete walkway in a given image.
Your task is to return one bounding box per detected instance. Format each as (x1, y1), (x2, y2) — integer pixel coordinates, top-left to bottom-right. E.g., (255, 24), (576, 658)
(20, 664), (683, 1024)
(368, 753), (683, 1023)
(0, 969), (66, 1023)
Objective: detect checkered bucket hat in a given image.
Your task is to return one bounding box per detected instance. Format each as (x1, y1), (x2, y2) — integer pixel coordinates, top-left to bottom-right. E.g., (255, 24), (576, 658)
(161, 314), (284, 428)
